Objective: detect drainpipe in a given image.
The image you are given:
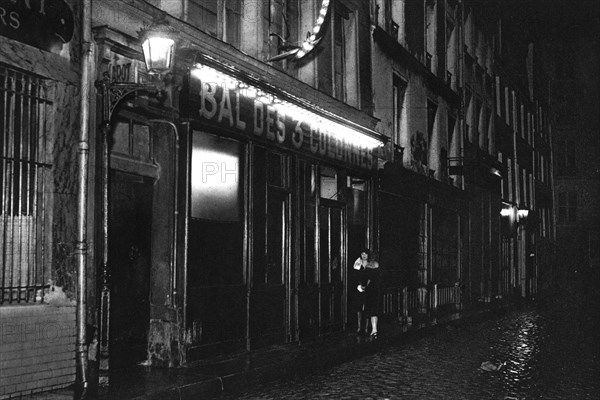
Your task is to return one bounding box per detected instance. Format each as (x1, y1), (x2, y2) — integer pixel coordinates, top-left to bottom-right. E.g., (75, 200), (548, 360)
(148, 120), (179, 309)
(458, 0), (471, 305)
(458, 0), (466, 192)
(76, 0), (92, 395)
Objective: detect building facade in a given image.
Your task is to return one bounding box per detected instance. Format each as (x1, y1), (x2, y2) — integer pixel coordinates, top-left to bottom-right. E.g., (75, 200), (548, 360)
(491, 0), (555, 299)
(0, 0), (80, 397)
(0, 0), (555, 397)
(545, 33), (600, 282)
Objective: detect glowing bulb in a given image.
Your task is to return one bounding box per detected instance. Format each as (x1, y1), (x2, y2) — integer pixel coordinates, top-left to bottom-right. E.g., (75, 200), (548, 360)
(302, 42), (313, 52)
(245, 86), (257, 98)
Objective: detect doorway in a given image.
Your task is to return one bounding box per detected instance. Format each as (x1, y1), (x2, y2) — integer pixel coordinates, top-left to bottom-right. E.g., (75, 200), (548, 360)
(108, 171), (153, 368)
(319, 203), (344, 333)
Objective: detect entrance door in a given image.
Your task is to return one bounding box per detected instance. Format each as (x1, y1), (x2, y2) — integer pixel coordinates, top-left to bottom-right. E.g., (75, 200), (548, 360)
(296, 162), (319, 341)
(319, 204), (344, 333)
(346, 176), (368, 330)
(108, 171), (153, 368)
(250, 149), (291, 347)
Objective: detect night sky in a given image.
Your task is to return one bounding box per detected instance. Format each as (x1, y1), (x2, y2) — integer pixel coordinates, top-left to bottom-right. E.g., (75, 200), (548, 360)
(533, 0), (598, 39)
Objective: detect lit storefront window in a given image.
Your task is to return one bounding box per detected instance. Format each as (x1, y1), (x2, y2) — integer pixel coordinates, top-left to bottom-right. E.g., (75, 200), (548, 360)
(191, 131), (242, 221)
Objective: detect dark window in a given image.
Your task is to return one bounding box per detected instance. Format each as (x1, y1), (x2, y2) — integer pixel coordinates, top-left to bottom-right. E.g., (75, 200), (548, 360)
(590, 230), (600, 260)
(555, 139), (577, 176)
(427, 100), (438, 164)
(225, 0), (242, 47)
(300, 162), (316, 283)
(393, 75), (408, 144)
(112, 119), (152, 162)
(188, 0), (241, 47)
(252, 147), (289, 286)
(558, 191), (578, 225)
(333, 6), (346, 101)
(346, 176), (366, 227)
(448, 114), (457, 146)
(405, 0), (425, 58)
(320, 165), (339, 200)
(473, 97), (481, 144)
(188, 0), (218, 37)
(555, 47), (575, 79)
(431, 207), (459, 285)
(318, 1), (352, 101)
(265, 0), (298, 70)
(554, 92), (577, 126)
(426, 0), (436, 71)
(568, 192), (578, 223)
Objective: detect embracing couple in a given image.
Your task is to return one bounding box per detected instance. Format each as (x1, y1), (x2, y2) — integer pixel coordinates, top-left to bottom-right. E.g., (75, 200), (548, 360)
(351, 248), (381, 339)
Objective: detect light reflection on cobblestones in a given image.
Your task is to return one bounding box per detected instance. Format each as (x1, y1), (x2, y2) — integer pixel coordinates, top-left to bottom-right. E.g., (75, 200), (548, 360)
(222, 281), (600, 400)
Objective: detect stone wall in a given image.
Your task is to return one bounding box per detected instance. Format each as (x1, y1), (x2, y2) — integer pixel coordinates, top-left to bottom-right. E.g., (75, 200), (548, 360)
(0, 305), (76, 399)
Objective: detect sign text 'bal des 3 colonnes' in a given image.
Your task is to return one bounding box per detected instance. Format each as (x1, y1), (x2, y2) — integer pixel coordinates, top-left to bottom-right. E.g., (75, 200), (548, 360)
(183, 71), (376, 170)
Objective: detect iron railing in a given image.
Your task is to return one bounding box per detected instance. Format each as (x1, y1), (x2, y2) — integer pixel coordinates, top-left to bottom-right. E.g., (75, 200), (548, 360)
(380, 283), (463, 323)
(1, 65), (51, 304)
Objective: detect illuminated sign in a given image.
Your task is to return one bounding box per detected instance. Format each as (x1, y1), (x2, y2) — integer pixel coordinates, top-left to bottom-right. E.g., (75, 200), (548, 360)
(182, 64), (382, 170)
(0, 0), (74, 52)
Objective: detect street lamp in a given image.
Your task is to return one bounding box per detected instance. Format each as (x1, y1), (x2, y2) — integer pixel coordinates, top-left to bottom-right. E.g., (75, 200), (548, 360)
(139, 20), (176, 76)
(96, 19), (176, 120)
(94, 18), (177, 382)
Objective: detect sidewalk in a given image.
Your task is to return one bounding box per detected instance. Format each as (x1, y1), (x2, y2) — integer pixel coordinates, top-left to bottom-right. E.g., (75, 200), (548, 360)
(24, 301), (519, 400)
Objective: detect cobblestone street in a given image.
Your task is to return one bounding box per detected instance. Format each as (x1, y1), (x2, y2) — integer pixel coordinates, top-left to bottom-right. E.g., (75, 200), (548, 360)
(220, 279), (600, 400)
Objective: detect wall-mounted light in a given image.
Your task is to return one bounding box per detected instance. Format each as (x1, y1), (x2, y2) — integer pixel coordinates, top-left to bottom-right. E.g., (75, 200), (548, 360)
(490, 167), (502, 178)
(139, 19), (177, 76)
(97, 18), (177, 118)
(266, 0), (330, 62)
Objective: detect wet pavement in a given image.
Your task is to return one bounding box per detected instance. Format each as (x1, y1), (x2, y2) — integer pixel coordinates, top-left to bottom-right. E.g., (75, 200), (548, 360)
(220, 279), (600, 400)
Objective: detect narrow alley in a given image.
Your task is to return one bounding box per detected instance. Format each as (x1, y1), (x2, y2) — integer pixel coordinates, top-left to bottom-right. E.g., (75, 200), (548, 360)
(220, 278), (599, 400)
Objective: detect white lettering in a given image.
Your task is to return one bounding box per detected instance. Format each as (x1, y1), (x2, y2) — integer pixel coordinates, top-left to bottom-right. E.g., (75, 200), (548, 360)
(275, 109), (285, 144)
(235, 91), (246, 130)
(292, 120), (304, 149)
(266, 105), (276, 141)
(310, 125), (319, 154)
(200, 82), (217, 119)
(253, 101), (263, 136)
(217, 88), (234, 127)
(318, 130), (327, 156)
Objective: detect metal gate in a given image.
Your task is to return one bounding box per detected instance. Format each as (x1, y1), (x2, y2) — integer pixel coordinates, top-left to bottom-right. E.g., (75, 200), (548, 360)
(1, 66), (52, 304)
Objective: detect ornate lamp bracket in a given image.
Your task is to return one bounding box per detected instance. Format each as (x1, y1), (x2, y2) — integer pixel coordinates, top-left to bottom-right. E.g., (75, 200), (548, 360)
(95, 72), (161, 123)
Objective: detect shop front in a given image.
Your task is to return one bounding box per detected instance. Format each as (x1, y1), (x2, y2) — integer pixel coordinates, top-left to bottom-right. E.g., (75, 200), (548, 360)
(178, 61), (385, 360)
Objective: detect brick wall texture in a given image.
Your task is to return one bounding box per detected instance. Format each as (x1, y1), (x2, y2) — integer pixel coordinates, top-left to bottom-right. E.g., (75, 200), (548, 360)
(0, 305), (76, 399)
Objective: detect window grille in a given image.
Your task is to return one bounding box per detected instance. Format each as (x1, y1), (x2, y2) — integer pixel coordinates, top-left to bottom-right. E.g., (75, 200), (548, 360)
(1, 65), (51, 304)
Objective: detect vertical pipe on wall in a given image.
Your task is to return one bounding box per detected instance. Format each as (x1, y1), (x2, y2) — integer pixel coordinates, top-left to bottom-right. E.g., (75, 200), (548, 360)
(182, 0), (188, 20)
(458, 0), (470, 301)
(149, 120), (179, 307)
(76, 0), (93, 395)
